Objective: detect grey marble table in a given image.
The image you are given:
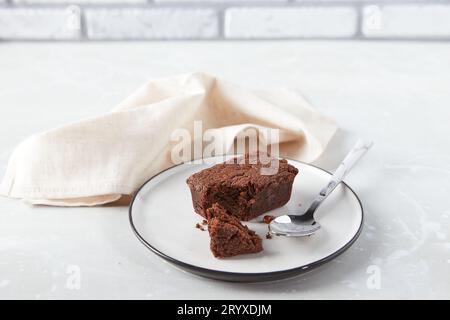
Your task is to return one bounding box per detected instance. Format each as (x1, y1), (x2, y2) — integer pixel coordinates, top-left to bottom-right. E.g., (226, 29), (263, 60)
(0, 41), (449, 299)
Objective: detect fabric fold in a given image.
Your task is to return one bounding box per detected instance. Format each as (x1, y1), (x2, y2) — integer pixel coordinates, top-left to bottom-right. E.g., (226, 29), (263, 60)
(0, 72), (337, 206)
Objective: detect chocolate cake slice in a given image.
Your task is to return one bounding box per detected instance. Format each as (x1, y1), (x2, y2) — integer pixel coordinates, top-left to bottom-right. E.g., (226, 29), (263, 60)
(207, 204), (263, 258)
(187, 153), (298, 221)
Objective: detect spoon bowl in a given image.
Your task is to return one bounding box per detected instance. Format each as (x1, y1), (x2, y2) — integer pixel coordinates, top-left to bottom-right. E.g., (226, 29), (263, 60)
(269, 139), (373, 237)
(269, 215), (321, 237)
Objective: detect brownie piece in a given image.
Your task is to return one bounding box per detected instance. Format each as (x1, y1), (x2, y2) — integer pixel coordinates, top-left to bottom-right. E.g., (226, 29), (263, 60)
(207, 204), (263, 258)
(186, 153), (298, 221)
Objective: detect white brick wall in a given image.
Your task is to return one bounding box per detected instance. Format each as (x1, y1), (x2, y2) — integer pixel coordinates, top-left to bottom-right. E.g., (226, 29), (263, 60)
(85, 8), (219, 39)
(0, 8), (81, 40)
(154, 0), (287, 2)
(225, 7), (357, 39)
(0, 1), (449, 40)
(363, 5), (450, 38)
(12, 0), (146, 3)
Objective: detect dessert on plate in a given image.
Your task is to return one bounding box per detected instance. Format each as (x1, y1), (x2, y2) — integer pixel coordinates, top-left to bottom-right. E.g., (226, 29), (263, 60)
(187, 153), (298, 221)
(187, 153), (298, 258)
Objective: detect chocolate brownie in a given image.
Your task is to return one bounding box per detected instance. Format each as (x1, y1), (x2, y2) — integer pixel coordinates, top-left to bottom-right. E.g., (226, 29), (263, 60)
(186, 153), (298, 221)
(207, 203), (263, 258)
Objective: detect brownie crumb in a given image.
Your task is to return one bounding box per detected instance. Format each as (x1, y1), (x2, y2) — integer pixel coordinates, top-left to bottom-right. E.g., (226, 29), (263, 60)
(202, 219), (208, 225)
(263, 215), (275, 224)
(195, 223), (205, 231)
(265, 232), (272, 239)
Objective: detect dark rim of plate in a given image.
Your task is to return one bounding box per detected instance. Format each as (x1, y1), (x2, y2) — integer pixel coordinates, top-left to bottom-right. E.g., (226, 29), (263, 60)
(128, 156), (364, 283)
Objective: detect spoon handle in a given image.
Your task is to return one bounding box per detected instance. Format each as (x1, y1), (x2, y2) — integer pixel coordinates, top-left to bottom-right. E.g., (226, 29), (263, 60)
(325, 139), (373, 193)
(301, 139), (373, 220)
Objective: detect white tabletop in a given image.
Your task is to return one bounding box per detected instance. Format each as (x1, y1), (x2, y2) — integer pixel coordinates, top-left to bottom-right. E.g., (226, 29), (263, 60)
(0, 41), (449, 299)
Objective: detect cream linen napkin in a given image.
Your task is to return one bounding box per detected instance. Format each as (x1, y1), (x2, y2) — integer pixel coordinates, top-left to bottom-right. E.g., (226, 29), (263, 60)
(0, 72), (337, 206)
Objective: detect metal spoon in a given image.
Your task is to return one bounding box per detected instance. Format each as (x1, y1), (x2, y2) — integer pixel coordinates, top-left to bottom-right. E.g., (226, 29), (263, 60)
(269, 139), (373, 237)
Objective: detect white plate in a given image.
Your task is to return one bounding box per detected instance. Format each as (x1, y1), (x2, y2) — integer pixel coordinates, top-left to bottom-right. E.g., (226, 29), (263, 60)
(129, 156), (363, 282)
